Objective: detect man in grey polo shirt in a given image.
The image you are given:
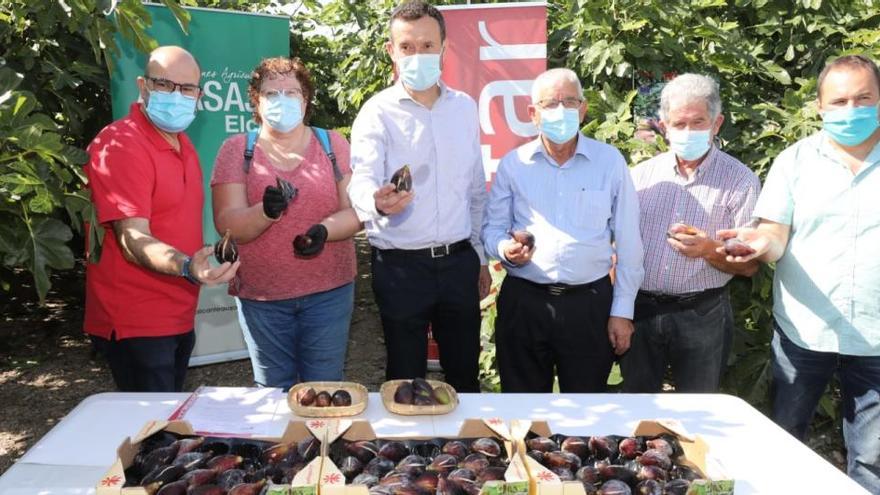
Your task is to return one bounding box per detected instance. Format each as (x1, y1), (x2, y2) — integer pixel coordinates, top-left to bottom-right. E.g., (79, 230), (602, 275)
(348, 0), (490, 393)
(621, 74), (760, 393)
(722, 55), (880, 493)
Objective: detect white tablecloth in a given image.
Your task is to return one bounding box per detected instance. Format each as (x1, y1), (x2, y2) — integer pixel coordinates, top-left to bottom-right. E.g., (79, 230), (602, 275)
(0, 391), (868, 494)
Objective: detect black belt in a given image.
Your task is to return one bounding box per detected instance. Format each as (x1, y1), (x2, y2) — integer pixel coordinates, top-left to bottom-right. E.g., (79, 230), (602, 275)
(637, 286), (726, 307)
(513, 275), (609, 296)
(378, 240), (471, 259)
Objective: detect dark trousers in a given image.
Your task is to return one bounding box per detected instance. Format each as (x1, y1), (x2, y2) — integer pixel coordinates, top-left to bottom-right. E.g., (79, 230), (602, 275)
(370, 246), (481, 392)
(90, 330), (195, 392)
(495, 275), (614, 393)
(620, 288), (733, 393)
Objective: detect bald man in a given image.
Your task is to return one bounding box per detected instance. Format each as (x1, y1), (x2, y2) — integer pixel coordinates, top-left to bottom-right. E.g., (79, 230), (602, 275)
(85, 46), (239, 392)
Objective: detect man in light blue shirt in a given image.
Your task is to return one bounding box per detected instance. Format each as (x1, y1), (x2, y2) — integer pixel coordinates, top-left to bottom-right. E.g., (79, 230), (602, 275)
(482, 68), (644, 392)
(722, 55), (880, 493)
(348, 1), (489, 393)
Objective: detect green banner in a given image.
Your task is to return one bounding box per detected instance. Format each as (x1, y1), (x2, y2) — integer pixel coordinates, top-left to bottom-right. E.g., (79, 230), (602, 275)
(109, 5), (289, 365)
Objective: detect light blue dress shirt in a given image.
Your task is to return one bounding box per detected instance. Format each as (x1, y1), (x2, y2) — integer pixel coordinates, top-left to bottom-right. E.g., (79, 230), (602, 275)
(754, 131), (880, 355)
(481, 134), (644, 319)
(348, 82), (487, 263)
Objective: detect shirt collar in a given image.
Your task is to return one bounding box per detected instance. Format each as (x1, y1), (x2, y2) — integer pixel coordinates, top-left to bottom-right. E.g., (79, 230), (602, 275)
(817, 130), (880, 170)
(392, 79), (448, 104)
(528, 133), (590, 166)
(129, 102), (175, 152)
(667, 144), (719, 178)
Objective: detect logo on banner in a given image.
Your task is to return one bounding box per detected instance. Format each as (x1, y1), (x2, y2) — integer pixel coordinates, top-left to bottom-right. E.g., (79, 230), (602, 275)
(199, 67), (258, 134)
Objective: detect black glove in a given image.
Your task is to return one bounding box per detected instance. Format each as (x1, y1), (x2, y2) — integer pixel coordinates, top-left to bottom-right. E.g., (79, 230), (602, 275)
(262, 177), (297, 220)
(293, 224), (329, 256)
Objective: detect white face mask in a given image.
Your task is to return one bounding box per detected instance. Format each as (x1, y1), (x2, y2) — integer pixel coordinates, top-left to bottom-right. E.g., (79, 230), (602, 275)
(397, 53), (442, 91)
(261, 94), (303, 133)
(666, 129), (712, 160)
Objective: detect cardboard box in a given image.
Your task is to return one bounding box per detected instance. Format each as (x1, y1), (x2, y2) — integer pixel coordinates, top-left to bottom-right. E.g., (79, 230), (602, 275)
(511, 419), (734, 495)
(315, 418), (530, 495)
(96, 419), (322, 495)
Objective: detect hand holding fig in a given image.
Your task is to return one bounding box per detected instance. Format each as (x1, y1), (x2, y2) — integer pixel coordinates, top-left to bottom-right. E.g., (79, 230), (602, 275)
(503, 230), (535, 266)
(373, 183), (413, 216)
(715, 227), (767, 262)
(293, 224), (329, 256)
(262, 177), (297, 220)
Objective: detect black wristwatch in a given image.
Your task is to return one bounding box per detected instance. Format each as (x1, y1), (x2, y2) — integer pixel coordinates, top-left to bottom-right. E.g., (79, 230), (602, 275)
(180, 256), (200, 285)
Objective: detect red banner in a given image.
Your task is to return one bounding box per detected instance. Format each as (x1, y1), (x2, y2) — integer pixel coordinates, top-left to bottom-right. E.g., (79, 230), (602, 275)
(439, 3), (547, 181)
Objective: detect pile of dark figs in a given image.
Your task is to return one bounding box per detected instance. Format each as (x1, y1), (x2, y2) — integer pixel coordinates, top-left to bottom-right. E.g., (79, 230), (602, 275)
(123, 429), (322, 494)
(392, 378), (453, 406)
(524, 433), (703, 495)
(329, 436), (510, 495)
(297, 388), (353, 407)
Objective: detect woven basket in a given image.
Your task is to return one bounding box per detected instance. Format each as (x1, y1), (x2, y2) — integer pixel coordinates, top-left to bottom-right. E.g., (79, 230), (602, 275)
(287, 381), (369, 418)
(379, 379), (459, 415)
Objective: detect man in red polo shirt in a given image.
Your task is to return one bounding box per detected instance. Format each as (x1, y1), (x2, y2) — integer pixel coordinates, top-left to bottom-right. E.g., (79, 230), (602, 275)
(85, 46), (239, 392)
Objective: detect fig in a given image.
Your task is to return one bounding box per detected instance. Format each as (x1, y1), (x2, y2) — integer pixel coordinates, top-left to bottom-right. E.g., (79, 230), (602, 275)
(315, 391), (332, 407)
(413, 394), (434, 406)
(207, 454), (243, 473)
(544, 451), (580, 471)
(141, 431), (181, 453)
(561, 436), (589, 459)
(441, 440), (469, 460)
(217, 469), (247, 490)
(340, 456), (364, 480)
(411, 377), (434, 397)
(723, 237), (755, 257)
(551, 466), (575, 481)
(415, 471), (440, 492)
(391, 165), (413, 193)
(378, 472), (412, 488)
(298, 388), (317, 406)
(635, 479), (662, 495)
(599, 465), (637, 486)
(261, 442), (293, 465)
(188, 485), (224, 495)
(378, 441), (409, 463)
(526, 437), (558, 453)
(251, 465), (284, 484)
(174, 437), (205, 456)
(598, 479), (632, 495)
(230, 442), (263, 461)
(637, 465), (666, 482)
(526, 450), (544, 463)
(156, 480), (188, 495)
(394, 484), (425, 495)
(432, 386), (452, 405)
(347, 440), (379, 463)
(589, 436), (618, 460)
(669, 465), (701, 481)
(575, 466), (601, 484)
(396, 454), (427, 477)
(352, 473), (380, 487)
(460, 452), (490, 474)
(393, 382), (414, 405)
(638, 450), (671, 471)
(646, 436), (682, 459)
(199, 441), (230, 456)
(427, 453), (458, 474)
(448, 468), (477, 482)
(298, 437), (320, 461)
(182, 468), (217, 486)
(142, 464), (186, 491)
(370, 486), (395, 495)
(618, 437), (644, 460)
(476, 466), (507, 485)
(437, 476), (469, 495)
(138, 444), (180, 473)
(663, 479), (690, 495)
(365, 456), (396, 477)
(666, 223), (698, 237)
(173, 451), (212, 470)
(214, 229), (239, 264)
(227, 480), (266, 495)
(509, 230), (535, 250)
(332, 389), (352, 406)
(470, 438), (501, 458)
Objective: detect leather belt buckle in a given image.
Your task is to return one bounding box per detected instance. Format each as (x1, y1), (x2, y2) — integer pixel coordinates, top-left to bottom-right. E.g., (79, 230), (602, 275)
(430, 245), (450, 258)
(547, 284), (565, 296)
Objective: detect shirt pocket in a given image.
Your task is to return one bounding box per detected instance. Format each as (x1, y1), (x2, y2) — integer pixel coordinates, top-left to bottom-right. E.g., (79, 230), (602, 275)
(573, 188), (611, 230)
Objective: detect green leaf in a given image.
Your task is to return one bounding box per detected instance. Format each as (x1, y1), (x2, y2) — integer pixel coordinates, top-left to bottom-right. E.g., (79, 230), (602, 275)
(0, 67), (24, 105)
(23, 216), (75, 303)
(161, 0), (192, 35)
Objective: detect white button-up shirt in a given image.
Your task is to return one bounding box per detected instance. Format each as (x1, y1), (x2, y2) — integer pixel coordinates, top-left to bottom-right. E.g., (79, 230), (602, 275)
(348, 82), (487, 262)
(481, 134), (644, 319)
(755, 131), (880, 355)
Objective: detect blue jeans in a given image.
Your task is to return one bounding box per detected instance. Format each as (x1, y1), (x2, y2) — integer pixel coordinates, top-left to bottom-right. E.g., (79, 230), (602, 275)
(237, 283), (354, 391)
(771, 323), (880, 494)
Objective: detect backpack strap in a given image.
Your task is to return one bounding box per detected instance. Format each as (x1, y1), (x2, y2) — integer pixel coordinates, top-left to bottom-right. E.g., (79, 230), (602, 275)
(242, 129), (259, 173)
(311, 127), (343, 182)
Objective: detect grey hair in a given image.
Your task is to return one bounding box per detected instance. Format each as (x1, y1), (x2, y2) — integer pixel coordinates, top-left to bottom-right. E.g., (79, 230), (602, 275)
(659, 73), (721, 122)
(531, 68), (584, 102)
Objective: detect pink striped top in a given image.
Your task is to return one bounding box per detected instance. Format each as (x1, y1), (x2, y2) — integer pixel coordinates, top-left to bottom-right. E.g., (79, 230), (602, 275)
(211, 130), (356, 301)
(631, 147), (760, 294)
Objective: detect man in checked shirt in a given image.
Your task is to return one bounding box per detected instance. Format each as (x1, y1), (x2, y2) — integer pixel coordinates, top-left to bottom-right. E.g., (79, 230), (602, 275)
(620, 73), (761, 393)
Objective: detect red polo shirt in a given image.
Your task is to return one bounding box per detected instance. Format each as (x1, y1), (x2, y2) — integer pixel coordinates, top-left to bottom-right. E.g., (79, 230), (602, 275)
(84, 103), (203, 340)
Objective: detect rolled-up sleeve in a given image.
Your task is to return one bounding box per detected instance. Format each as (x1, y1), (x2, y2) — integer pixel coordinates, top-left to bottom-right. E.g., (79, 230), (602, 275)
(609, 157), (645, 319)
(347, 101), (385, 223)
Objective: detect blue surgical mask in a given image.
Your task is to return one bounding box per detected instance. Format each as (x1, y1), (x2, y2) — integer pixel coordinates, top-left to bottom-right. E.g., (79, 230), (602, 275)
(397, 54), (442, 91)
(666, 129), (712, 161)
(822, 105), (880, 147)
(539, 105), (581, 144)
(144, 90), (197, 133)
(262, 95), (303, 133)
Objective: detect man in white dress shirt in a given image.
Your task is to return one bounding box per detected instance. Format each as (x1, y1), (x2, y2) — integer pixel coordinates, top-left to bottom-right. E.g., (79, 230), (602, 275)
(348, 0), (490, 392)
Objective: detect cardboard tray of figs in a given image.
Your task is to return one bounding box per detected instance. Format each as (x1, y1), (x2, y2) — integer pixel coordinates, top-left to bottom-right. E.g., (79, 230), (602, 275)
(288, 381), (369, 417)
(379, 379), (459, 415)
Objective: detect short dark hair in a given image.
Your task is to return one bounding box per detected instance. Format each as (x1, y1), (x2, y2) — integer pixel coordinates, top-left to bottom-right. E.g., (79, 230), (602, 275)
(389, 1), (446, 42)
(247, 57), (315, 125)
(817, 55), (880, 100)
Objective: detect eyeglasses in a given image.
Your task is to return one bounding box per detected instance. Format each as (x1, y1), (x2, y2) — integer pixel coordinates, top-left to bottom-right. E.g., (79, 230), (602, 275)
(145, 76), (201, 98)
(537, 97), (584, 109)
(261, 88), (304, 100)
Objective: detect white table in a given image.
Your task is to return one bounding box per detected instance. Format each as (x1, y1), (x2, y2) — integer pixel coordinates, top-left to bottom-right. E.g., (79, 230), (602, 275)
(0, 392), (868, 494)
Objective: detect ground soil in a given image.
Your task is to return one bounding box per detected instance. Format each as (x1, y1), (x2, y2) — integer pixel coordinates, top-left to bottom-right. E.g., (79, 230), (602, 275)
(0, 233), (847, 477)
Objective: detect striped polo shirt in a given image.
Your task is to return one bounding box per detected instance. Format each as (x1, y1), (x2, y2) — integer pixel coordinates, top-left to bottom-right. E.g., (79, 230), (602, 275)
(631, 146), (761, 295)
